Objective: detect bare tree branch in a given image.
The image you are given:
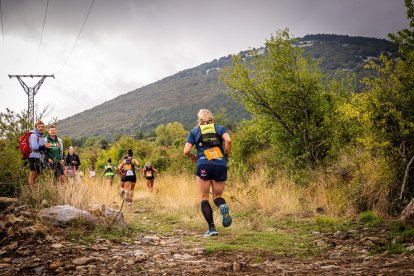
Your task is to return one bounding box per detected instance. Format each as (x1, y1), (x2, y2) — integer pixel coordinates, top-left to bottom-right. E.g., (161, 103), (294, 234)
(400, 153), (414, 201)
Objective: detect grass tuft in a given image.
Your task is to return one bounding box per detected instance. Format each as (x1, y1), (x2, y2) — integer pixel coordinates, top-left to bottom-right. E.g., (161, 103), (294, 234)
(359, 211), (383, 227)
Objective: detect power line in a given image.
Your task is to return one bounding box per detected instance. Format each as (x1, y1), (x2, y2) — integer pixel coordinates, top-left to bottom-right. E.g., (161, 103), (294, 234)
(53, 78), (90, 110)
(58, 0), (95, 73)
(0, 0), (4, 45)
(34, 0), (50, 69)
(9, 74), (55, 127)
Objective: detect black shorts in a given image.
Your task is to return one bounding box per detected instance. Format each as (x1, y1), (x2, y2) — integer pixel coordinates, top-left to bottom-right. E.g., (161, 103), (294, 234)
(29, 157), (41, 175)
(196, 164), (227, 181)
(145, 176), (154, 180)
(50, 162), (64, 178)
(124, 175), (136, 183)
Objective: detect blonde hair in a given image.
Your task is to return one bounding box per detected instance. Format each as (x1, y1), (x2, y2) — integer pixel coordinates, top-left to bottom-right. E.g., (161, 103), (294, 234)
(197, 109), (214, 125)
(34, 120), (44, 127)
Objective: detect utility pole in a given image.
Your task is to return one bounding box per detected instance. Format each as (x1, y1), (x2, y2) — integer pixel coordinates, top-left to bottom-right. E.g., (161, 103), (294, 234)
(9, 74), (54, 126)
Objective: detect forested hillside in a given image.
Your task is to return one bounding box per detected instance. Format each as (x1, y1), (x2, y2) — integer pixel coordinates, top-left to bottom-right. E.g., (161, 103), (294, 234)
(57, 34), (397, 140)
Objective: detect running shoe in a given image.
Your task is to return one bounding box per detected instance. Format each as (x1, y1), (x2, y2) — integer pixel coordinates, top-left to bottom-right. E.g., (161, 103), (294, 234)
(219, 204), (232, 227)
(203, 229), (218, 237)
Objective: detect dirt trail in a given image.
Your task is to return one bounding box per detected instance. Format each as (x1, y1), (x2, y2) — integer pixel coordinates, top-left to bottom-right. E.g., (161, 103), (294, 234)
(1, 200), (414, 275)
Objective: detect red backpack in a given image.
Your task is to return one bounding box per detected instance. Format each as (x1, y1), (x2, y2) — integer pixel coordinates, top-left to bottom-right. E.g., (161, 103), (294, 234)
(19, 131), (39, 159)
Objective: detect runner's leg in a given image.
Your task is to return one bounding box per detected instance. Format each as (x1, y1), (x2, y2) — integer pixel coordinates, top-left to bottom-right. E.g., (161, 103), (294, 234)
(146, 179), (151, 192)
(197, 176), (216, 233)
(212, 180), (232, 227)
(130, 183), (136, 201)
(124, 181), (131, 201)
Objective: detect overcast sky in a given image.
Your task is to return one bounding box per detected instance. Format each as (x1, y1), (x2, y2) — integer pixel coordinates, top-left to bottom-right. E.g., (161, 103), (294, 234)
(0, 0), (409, 122)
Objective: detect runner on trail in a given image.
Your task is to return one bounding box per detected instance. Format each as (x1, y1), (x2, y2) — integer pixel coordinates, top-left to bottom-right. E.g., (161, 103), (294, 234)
(28, 120), (51, 187)
(104, 158), (116, 185)
(183, 109), (232, 237)
(119, 155), (128, 198)
(118, 149), (140, 204)
(142, 161), (157, 192)
(65, 146), (81, 181)
(45, 125), (65, 183)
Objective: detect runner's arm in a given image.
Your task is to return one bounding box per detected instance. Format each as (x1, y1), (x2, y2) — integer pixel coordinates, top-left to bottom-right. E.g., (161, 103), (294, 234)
(184, 143), (197, 163)
(222, 133), (232, 159)
(134, 159), (140, 170)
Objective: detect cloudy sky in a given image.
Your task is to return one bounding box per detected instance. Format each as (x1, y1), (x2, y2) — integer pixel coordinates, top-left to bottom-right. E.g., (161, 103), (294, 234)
(0, 0), (409, 122)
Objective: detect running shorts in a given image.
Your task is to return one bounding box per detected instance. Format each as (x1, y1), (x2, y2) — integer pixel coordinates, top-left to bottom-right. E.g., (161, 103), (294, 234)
(124, 175), (137, 183)
(196, 164), (227, 181)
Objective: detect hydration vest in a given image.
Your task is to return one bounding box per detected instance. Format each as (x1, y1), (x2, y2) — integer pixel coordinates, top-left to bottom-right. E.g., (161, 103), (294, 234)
(195, 123), (223, 150)
(124, 157), (135, 171)
(144, 166), (153, 178)
(105, 164), (114, 174)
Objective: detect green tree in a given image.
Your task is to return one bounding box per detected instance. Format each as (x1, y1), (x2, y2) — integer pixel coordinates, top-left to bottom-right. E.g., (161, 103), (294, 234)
(221, 29), (343, 168)
(356, 0), (414, 202)
(100, 139), (109, 150)
(62, 136), (72, 151)
(214, 107), (231, 129)
(83, 136), (100, 147)
(134, 128), (144, 140)
(0, 109), (31, 195)
(0, 108), (30, 140)
(155, 122), (187, 146)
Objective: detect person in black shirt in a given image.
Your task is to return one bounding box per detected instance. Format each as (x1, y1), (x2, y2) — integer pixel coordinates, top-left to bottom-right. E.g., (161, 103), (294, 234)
(65, 146), (81, 181)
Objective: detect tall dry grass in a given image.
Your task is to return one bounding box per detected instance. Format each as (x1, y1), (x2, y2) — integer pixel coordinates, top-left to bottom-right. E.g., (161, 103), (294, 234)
(20, 173), (120, 211)
(19, 150), (395, 226)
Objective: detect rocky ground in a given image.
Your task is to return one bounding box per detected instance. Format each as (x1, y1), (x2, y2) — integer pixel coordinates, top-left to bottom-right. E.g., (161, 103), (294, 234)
(1, 197), (414, 275)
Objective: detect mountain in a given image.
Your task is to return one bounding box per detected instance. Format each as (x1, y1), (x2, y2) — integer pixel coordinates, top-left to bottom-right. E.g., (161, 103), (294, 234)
(58, 34), (397, 139)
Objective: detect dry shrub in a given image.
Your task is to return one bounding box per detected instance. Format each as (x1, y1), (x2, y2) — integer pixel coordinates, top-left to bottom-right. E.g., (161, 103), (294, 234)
(306, 148), (396, 216)
(145, 174), (200, 221)
(228, 170), (304, 215)
(306, 172), (356, 217)
(20, 174), (119, 210)
(58, 176), (120, 210)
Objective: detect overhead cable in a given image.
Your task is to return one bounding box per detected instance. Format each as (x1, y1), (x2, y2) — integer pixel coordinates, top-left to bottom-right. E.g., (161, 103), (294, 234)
(58, 0), (95, 73)
(35, 0), (50, 69)
(0, 0), (4, 45)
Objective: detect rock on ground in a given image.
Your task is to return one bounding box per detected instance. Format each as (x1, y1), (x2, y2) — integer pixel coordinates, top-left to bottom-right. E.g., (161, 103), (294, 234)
(38, 205), (97, 226)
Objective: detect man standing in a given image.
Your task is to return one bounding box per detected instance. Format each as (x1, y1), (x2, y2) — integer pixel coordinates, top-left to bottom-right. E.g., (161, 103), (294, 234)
(45, 125), (65, 183)
(28, 120), (51, 187)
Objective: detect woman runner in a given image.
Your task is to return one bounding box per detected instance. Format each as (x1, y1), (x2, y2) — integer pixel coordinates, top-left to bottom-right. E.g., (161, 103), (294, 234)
(118, 149), (140, 204)
(184, 109), (232, 237)
(143, 161), (157, 192)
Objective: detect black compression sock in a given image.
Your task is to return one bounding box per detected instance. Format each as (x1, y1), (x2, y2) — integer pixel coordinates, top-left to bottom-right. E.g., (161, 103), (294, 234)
(201, 200), (215, 229)
(213, 197), (226, 207)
